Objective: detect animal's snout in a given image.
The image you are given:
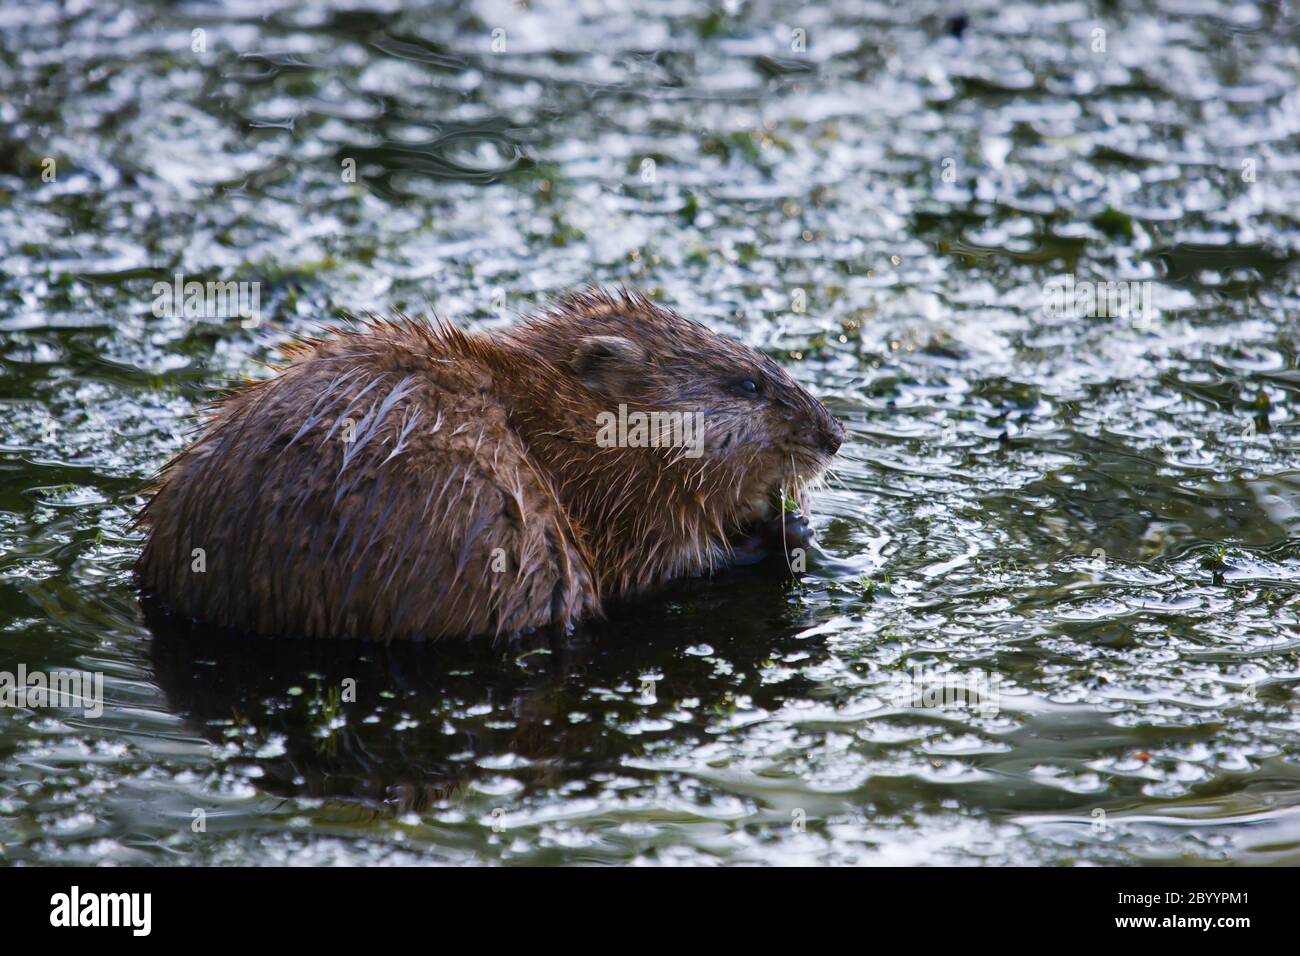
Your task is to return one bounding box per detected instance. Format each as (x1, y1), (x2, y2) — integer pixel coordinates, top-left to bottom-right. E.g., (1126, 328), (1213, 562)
(816, 416), (844, 455)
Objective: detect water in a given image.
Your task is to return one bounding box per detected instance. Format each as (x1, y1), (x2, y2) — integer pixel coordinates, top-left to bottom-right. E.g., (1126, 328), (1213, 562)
(2, 0), (1299, 865)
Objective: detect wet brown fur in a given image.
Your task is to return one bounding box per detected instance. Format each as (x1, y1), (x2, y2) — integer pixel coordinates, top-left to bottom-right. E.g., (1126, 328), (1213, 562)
(134, 289), (843, 641)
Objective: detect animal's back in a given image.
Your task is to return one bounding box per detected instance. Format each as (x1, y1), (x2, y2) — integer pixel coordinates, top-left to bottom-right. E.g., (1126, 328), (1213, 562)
(135, 320), (596, 641)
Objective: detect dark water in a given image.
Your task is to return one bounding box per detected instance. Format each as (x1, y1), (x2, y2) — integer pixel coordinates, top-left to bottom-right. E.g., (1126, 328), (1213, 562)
(2, 0), (1300, 865)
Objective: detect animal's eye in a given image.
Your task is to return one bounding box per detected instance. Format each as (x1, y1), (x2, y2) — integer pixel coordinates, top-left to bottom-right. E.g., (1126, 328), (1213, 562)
(733, 378), (760, 396)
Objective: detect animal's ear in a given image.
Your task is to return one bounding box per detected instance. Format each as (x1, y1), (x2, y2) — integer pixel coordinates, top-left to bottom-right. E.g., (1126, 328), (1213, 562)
(571, 335), (648, 394)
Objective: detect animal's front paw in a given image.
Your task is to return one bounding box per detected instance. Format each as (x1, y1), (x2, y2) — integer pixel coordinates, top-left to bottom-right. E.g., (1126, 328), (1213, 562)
(729, 510), (814, 566)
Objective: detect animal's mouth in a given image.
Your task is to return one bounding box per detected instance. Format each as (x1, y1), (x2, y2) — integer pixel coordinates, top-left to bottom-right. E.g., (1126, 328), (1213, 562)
(740, 479), (807, 528)
(729, 481), (817, 554)
(736, 443), (833, 529)
(727, 443), (832, 555)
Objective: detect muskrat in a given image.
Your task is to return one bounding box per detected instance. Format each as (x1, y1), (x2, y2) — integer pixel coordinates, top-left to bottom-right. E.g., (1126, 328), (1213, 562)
(134, 289), (843, 641)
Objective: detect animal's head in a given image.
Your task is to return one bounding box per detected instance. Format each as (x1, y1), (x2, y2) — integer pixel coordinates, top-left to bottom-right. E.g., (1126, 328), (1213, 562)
(511, 290), (843, 529)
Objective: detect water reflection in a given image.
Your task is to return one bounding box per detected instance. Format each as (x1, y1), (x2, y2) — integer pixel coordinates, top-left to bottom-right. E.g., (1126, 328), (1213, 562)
(146, 563), (825, 815)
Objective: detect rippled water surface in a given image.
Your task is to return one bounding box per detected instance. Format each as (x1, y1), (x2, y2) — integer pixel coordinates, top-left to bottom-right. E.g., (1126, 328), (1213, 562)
(2, 0), (1300, 865)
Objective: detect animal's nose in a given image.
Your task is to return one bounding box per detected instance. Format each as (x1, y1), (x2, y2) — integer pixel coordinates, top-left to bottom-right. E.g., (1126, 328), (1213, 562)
(818, 417), (844, 455)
